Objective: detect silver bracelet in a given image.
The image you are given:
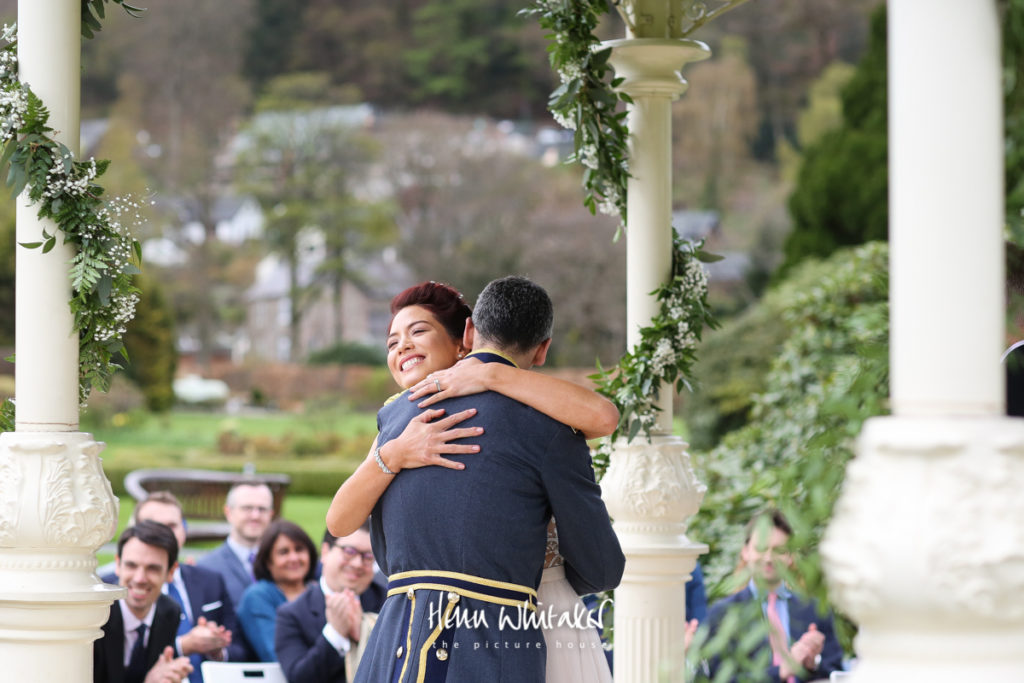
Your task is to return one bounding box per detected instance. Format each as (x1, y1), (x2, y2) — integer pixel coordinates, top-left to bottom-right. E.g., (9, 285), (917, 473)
(374, 446), (395, 475)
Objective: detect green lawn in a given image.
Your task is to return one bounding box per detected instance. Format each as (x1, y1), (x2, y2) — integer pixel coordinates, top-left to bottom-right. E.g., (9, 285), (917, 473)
(87, 408), (377, 497)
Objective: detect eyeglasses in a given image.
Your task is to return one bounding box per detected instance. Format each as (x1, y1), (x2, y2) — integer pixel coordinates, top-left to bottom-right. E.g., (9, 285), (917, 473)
(237, 505), (272, 515)
(335, 544), (374, 564)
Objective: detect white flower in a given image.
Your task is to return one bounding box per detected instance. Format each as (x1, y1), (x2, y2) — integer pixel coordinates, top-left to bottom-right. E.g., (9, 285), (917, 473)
(578, 143), (599, 169)
(553, 110), (576, 131)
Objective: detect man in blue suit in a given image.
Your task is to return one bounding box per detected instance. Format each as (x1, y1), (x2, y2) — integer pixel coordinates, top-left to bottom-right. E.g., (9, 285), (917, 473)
(355, 275), (625, 683)
(276, 523), (387, 682)
(197, 482), (274, 610)
(704, 510), (844, 682)
(133, 492), (247, 674)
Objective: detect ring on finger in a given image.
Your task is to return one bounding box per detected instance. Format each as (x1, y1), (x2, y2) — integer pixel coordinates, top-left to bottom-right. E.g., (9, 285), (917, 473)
(433, 379), (442, 393)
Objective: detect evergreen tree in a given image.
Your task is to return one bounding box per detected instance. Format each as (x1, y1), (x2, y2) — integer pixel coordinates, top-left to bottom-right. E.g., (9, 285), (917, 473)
(123, 273), (177, 412)
(1005, 0), (1024, 242)
(780, 5), (887, 275)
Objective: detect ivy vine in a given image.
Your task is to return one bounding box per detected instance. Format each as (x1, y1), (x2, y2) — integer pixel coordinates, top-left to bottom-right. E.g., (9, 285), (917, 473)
(0, 0), (145, 432)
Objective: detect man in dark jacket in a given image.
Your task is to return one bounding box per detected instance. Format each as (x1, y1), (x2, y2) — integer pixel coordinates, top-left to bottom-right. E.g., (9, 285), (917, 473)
(276, 523), (387, 682)
(94, 521), (193, 683)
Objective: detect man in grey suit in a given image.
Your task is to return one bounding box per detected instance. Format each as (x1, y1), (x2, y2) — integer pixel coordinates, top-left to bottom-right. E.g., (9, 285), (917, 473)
(197, 483), (274, 610)
(355, 275), (625, 683)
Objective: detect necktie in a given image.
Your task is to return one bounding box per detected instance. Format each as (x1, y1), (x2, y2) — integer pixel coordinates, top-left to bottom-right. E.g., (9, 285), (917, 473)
(247, 550), (256, 580)
(167, 582), (204, 683)
(125, 623), (148, 683)
(166, 581), (192, 635)
(766, 593), (796, 683)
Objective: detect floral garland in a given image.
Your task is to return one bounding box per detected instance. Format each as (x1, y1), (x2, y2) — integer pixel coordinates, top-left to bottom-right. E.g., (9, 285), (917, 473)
(525, 0), (756, 476)
(590, 234), (720, 477)
(0, 2), (145, 432)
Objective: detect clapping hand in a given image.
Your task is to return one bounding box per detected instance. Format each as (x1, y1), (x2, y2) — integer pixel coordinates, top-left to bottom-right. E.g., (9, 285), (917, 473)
(180, 616), (231, 657)
(144, 646), (193, 683)
(326, 589), (364, 643)
(781, 623), (825, 679)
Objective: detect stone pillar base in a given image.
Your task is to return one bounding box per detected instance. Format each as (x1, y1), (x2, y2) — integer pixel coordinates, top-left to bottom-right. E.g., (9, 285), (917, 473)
(823, 416), (1024, 682)
(0, 431), (123, 683)
(602, 434), (707, 682)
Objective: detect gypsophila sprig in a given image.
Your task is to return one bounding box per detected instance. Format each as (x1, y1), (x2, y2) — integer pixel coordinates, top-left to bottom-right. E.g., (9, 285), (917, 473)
(589, 232), (721, 478)
(0, 21), (144, 432)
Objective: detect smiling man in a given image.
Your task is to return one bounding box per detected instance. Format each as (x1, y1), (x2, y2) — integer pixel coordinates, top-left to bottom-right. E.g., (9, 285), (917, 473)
(275, 521), (387, 683)
(94, 521), (194, 683)
(198, 483), (274, 610)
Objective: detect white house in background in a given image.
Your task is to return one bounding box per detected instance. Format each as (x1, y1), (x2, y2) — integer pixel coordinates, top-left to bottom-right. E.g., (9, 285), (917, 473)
(142, 194), (265, 267)
(244, 243), (411, 363)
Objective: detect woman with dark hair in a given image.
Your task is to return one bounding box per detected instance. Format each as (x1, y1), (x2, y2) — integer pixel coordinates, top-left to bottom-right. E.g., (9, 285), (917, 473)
(236, 520), (317, 662)
(327, 280), (617, 682)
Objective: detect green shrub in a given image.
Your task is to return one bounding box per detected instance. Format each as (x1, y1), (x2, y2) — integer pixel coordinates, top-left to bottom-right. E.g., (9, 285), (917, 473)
(308, 342), (385, 366)
(690, 242), (889, 669)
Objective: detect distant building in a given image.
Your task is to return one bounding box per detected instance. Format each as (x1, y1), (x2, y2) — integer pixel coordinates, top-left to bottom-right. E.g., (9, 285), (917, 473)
(243, 243), (411, 363)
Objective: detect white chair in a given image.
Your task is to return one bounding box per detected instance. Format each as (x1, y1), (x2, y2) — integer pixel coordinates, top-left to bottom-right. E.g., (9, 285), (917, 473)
(200, 661), (287, 683)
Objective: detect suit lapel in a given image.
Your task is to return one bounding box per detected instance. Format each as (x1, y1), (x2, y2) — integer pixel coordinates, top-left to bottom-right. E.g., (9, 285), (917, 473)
(309, 584), (326, 640)
(147, 595), (182, 670)
(179, 564), (204, 622)
(103, 602), (126, 683)
(226, 548), (252, 590)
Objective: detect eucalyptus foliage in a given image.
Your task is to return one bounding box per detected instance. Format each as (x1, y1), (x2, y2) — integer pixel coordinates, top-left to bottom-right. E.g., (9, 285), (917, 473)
(0, 4), (145, 432)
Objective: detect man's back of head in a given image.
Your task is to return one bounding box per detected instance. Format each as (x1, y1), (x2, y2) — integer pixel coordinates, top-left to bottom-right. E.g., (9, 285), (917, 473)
(471, 275), (553, 361)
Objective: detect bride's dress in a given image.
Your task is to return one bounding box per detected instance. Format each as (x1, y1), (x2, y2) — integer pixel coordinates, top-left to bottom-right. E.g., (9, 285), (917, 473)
(538, 520), (614, 682)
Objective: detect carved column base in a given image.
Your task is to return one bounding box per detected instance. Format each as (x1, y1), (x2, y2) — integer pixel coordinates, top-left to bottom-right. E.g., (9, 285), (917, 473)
(822, 416), (1024, 682)
(0, 431), (123, 682)
(602, 434), (707, 682)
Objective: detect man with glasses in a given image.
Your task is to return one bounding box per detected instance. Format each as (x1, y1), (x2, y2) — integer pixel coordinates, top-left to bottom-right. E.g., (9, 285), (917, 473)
(198, 483), (275, 611)
(275, 521), (386, 683)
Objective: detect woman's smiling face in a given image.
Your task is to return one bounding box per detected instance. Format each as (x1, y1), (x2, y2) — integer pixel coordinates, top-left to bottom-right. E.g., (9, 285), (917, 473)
(386, 305), (463, 389)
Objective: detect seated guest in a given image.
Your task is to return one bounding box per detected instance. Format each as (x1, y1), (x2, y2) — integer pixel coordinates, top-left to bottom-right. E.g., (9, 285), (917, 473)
(236, 520), (318, 662)
(132, 491), (242, 678)
(275, 522), (387, 683)
(95, 521), (193, 683)
(198, 483), (275, 610)
(704, 509), (843, 682)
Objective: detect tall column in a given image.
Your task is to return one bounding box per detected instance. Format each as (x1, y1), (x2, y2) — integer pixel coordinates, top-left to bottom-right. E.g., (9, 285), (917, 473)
(821, 2), (1024, 681)
(598, 32), (711, 681)
(0, 1), (123, 681)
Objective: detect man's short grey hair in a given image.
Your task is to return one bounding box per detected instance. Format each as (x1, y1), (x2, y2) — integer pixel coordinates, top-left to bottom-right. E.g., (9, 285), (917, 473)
(225, 482), (273, 508)
(472, 275), (553, 353)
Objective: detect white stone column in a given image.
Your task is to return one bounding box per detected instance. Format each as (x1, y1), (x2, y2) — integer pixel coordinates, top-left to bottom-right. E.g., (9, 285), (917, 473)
(821, 2), (1024, 681)
(0, 1), (123, 681)
(599, 33), (710, 682)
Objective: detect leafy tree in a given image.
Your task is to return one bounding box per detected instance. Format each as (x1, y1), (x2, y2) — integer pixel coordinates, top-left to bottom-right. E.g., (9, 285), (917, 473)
(672, 36), (759, 210)
(779, 5), (887, 274)
(243, 0), (312, 93)
(403, 0), (551, 116)
(1004, 0), (1024, 242)
(289, 0), (412, 107)
(123, 273), (177, 412)
(378, 111), (625, 366)
(234, 103), (393, 361)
